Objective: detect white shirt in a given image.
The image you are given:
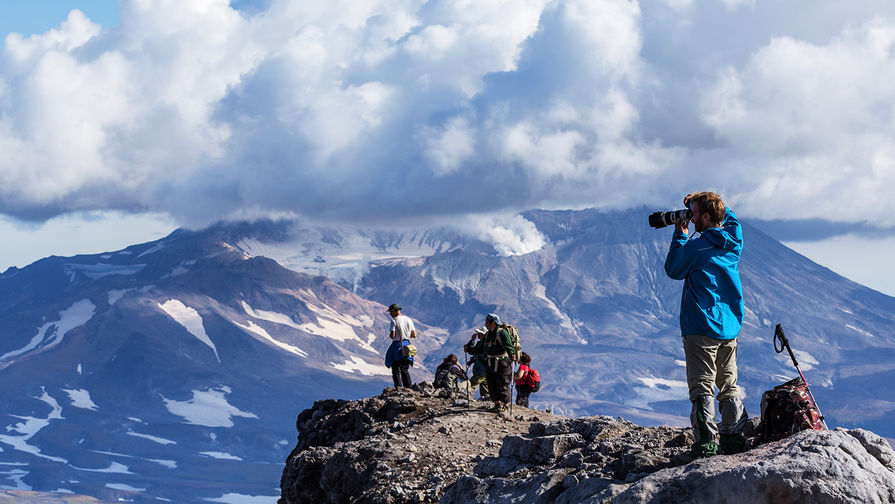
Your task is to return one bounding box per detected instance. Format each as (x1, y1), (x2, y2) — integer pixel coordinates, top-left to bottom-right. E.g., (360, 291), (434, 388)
(389, 314), (416, 341)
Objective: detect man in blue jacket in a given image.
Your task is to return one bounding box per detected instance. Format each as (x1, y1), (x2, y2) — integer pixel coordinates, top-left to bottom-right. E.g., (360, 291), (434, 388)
(665, 192), (748, 457)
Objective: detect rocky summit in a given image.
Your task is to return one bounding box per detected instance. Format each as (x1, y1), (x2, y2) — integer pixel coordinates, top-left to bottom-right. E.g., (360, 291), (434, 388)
(279, 386), (895, 504)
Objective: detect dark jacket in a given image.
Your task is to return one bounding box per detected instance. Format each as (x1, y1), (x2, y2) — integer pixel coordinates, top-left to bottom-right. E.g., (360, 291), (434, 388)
(467, 327), (513, 360)
(434, 361), (467, 389)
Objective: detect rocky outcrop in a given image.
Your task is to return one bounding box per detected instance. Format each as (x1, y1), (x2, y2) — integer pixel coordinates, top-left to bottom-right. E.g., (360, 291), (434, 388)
(279, 384), (563, 504)
(444, 419), (895, 504)
(279, 387), (895, 504)
(607, 428), (895, 504)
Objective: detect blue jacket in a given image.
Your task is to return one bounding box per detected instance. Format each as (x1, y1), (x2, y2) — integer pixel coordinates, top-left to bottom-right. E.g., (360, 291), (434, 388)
(385, 339), (414, 368)
(664, 207), (744, 340)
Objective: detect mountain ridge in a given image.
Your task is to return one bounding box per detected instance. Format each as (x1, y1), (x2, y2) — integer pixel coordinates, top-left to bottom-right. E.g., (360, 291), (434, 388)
(1, 206), (894, 501)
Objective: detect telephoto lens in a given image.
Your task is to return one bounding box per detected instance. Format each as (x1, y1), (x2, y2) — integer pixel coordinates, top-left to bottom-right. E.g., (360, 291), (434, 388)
(648, 209), (692, 229)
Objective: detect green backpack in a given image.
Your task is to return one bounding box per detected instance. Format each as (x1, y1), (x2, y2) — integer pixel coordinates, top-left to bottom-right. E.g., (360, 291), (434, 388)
(501, 323), (522, 361)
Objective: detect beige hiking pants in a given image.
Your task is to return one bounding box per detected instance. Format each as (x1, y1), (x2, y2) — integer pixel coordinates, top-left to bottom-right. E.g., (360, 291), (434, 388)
(682, 334), (741, 401)
(683, 334), (747, 441)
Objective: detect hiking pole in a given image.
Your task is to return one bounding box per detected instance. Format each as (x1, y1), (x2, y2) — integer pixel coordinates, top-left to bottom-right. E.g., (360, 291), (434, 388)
(464, 349), (470, 407)
(510, 362), (515, 417)
(774, 324), (829, 429)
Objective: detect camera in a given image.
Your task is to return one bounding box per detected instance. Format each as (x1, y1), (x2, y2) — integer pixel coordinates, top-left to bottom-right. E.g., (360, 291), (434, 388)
(648, 209), (692, 229)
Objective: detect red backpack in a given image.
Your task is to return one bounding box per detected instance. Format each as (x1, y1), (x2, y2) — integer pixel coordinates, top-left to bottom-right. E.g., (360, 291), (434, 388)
(524, 367), (540, 392)
(759, 376), (824, 442)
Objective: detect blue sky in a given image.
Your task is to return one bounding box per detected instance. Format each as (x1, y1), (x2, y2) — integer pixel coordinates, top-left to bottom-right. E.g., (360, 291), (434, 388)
(0, 1), (119, 45)
(2, 0), (895, 296)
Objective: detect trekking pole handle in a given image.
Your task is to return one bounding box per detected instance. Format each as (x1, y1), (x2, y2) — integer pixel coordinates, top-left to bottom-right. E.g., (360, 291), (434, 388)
(774, 324), (829, 430)
(774, 324), (800, 367)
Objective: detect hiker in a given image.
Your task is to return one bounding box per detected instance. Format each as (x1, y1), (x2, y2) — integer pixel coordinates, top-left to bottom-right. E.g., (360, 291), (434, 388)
(513, 352), (535, 407)
(465, 313), (513, 413)
(385, 303), (416, 388)
(465, 327), (490, 401)
(433, 354), (468, 392)
(664, 191), (749, 457)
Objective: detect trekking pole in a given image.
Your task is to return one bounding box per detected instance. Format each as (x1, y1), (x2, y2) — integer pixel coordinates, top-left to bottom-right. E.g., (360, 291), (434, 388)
(464, 348), (470, 406)
(774, 324), (829, 429)
(510, 362), (515, 417)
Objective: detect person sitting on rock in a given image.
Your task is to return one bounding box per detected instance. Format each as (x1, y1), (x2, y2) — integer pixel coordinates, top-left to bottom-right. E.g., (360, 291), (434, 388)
(433, 354), (467, 392)
(465, 327), (490, 401)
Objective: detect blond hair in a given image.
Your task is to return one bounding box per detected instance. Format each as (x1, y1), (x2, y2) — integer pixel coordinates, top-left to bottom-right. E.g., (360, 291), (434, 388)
(689, 192), (726, 225)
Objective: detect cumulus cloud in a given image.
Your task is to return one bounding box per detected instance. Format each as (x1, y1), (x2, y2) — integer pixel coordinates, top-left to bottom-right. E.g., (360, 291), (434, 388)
(2, 0), (895, 231)
(457, 213), (547, 256)
(700, 17), (895, 223)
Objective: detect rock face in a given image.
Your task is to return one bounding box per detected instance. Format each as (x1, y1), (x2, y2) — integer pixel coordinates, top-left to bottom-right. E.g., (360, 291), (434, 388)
(609, 429), (895, 504)
(280, 388), (895, 504)
(279, 384), (564, 504)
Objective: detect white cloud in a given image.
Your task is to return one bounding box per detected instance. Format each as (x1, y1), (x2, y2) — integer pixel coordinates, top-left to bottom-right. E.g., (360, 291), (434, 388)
(700, 18), (895, 223)
(456, 214), (546, 256)
(2, 0), (895, 235)
(424, 116), (476, 176)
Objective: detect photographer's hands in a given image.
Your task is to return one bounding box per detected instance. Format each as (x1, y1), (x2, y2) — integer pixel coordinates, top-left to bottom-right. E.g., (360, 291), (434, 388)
(677, 193), (694, 234)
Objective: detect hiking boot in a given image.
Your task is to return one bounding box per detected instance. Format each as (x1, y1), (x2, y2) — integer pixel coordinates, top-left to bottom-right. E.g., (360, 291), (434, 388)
(719, 433), (747, 455)
(691, 441), (719, 458)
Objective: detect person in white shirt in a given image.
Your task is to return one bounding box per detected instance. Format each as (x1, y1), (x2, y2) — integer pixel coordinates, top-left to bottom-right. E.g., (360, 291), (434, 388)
(386, 303), (416, 388)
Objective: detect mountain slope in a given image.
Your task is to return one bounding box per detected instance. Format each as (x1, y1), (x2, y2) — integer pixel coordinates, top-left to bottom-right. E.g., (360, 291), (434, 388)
(0, 229), (443, 502)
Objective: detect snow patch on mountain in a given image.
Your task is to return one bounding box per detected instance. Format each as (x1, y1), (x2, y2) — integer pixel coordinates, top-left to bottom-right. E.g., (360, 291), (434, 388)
(126, 431), (176, 446)
(62, 389), (98, 411)
(206, 492), (278, 504)
(201, 451), (242, 461)
(157, 299), (220, 362)
(232, 319), (308, 358)
(89, 449), (178, 471)
(302, 298), (377, 351)
(530, 283), (577, 337)
(0, 299), (95, 362)
(242, 300), (376, 353)
(792, 349), (819, 371)
(73, 461), (133, 474)
(64, 263), (146, 280)
(628, 377), (689, 410)
(162, 260), (196, 279)
(161, 386), (258, 428)
(234, 233), (442, 287)
(149, 458), (177, 469)
(137, 243), (166, 258)
(106, 483), (145, 491)
(331, 356), (390, 376)
(0, 389), (67, 463)
(0, 468), (30, 490)
(241, 301), (303, 330)
(108, 288), (133, 305)
(845, 323), (875, 338)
